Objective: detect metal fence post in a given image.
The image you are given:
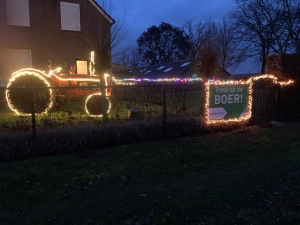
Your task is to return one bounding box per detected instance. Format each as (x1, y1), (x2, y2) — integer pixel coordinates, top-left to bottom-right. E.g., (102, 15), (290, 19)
(31, 88), (36, 140)
(250, 80), (256, 125)
(275, 84), (281, 120)
(162, 86), (167, 137)
(183, 85), (186, 111)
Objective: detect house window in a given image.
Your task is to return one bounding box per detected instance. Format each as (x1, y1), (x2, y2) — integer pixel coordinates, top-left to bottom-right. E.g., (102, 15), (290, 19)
(1, 49), (32, 72)
(60, 2), (81, 31)
(6, 0), (30, 27)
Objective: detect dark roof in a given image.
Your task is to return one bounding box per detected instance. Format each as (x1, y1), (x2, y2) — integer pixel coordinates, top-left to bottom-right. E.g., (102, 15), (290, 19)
(111, 59), (232, 79)
(90, 0), (115, 25)
(111, 63), (136, 78)
(136, 58), (232, 79)
(231, 73), (261, 79)
(136, 59), (199, 78)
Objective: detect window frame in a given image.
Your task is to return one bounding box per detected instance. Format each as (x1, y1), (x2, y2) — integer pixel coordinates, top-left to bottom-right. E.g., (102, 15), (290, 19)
(6, 0), (30, 27)
(60, 1), (81, 32)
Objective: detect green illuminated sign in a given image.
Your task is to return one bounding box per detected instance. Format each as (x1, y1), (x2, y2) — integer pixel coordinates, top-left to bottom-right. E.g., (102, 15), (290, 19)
(208, 84), (250, 120)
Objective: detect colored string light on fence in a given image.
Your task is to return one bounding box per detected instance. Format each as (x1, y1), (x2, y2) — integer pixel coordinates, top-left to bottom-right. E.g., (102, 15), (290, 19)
(112, 77), (203, 85)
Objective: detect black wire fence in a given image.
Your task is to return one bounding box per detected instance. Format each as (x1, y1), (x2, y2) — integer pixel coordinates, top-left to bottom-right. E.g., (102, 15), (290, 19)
(0, 80), (299, 139)
(251, 78), (300, 123)
(0, 84), (202, 138)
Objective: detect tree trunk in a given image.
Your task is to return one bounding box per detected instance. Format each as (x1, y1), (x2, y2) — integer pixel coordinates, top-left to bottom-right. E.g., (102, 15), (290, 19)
(99, 73), (108, 124)
(94, 50), (110, 124)
(296, 41), (300, 54)
(261, 55), (266, 74)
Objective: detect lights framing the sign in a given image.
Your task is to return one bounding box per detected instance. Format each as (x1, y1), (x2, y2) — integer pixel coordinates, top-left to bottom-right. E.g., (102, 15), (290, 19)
(205, 74), (294, 124)
(205, 79), (253, 124)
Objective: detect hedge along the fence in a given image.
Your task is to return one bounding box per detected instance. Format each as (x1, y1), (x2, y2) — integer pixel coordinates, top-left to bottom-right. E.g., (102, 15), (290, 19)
(0, 116), (212, 162)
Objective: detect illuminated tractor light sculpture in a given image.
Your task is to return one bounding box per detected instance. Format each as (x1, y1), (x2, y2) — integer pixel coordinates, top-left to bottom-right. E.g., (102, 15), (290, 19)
(6, 68), (111, 117)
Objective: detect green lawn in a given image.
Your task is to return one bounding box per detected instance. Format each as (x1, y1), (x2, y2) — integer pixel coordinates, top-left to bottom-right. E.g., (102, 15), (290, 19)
(0, 90), (202, 130)
(0, 121), (300, 224)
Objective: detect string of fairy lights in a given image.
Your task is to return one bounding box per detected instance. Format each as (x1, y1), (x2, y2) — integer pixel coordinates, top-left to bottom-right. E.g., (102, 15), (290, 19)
(6, 68), (110, 117)
(6, 67), (294, 124)
(112, 77), (203, 85)
(205, 78), (253, 124)
(205, 74), (294, 124)
(85, 93), (111, 117)
(6, 69), (54, 116)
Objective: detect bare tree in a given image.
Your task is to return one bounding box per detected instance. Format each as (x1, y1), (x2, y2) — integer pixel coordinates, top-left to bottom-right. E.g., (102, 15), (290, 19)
(182, 20), (207, 58)
(182, 19), (247, 116)
(197, 22), (219, 117)
(229, 0), (276, 73)
(229, 0), (300, 73)
(254, 0), (290, 54)
(114, 46), (144, 68)
(114, 52), (128, 66)
(108, 3), (131, 59)
(81, 0), (130, 122)
(198, 22), (219, 79)
(182, 20), (219, 78)
(182, 20), (219, 116)
(216, 18), (248, 72)
(127, 47), (142, 68)
(183, 19), (247, 74)
(278, 0), (300, 53)
(82, 1), (130, 71)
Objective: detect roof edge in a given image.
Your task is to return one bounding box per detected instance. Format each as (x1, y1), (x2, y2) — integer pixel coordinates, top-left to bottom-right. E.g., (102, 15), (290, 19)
(89, 0), (116, 25)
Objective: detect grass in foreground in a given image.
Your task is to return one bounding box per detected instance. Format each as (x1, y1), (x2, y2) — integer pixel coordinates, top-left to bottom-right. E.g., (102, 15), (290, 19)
(0, 122), (300, 225)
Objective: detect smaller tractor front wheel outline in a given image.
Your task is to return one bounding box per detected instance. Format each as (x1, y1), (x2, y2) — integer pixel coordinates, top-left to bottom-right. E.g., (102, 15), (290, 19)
(85, 93), (111, 117)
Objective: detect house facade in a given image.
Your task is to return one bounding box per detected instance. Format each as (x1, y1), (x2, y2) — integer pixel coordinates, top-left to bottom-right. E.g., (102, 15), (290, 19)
(0, 0), (115, 85)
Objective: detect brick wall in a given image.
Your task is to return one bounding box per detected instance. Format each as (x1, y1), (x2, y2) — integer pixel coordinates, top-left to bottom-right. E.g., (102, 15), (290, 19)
(0, 0), (112, 81)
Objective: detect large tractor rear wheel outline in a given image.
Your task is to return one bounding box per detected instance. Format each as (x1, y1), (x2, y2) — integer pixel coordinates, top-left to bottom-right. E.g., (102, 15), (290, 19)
(6, 70), (53, 115)
(85, 93), (111, 117)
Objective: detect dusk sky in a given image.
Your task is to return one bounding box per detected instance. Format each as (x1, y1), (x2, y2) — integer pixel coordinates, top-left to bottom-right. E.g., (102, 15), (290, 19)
(98, 0), (258, 74)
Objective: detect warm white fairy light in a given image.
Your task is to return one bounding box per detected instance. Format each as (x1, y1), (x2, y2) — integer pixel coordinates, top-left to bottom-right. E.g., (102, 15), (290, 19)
(204, 74), (294, 124)
(48, 67), (62, 76)
(6, 68), (111, 116)
(85, 93), (111, 117)
(89, 51), (95, 75)
(84, 73), (111, 117)
(6, 70), (53, 115)
(252, 74), (294, 86)
(278, 79), (294, 86)
(205, 79), (252, 124)
(51, 73), (101, 82)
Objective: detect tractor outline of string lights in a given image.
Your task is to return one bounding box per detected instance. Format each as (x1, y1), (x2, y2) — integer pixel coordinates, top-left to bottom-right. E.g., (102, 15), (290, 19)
(6, 51), (112, 117)
(6, 68), (111, 117)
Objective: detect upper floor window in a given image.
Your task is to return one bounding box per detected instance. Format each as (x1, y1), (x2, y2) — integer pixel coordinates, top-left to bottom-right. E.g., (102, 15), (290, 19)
(6, 0), (30, 27)
(60, 2), (81, 31)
